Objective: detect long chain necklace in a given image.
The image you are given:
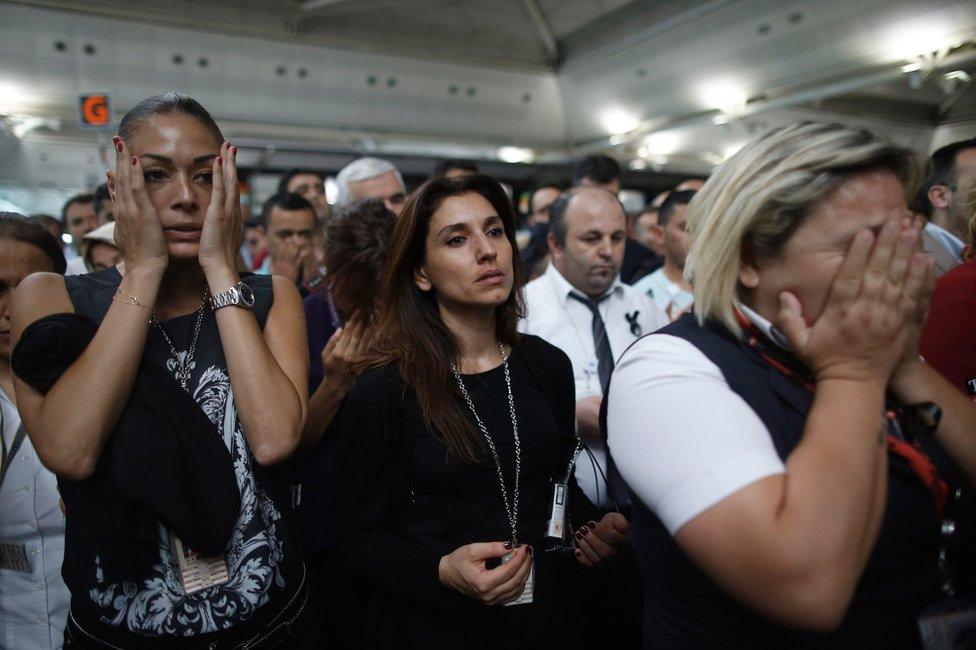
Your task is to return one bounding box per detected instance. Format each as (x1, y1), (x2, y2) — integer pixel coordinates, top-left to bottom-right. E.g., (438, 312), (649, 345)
(151, 289), (210, 391)
(452, 343), (522, 546)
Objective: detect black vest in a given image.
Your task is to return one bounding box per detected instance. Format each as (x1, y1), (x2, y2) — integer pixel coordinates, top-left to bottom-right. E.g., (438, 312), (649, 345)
(619, 314), (946, 649)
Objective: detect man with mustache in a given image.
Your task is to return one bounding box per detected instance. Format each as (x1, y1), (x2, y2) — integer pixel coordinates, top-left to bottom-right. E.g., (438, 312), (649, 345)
(520, 186), (665, 647)
(521, 186), (665, 508)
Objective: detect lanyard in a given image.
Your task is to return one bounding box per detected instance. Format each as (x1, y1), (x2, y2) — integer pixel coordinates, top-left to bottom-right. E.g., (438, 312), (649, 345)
(732, 309), (949, 516)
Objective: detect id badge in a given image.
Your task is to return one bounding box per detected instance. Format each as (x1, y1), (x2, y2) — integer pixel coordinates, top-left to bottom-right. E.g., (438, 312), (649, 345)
(584, 358), (599, 390)
(171, 534), (229, 595)
(501, 546), (534, 607)
(0, 541), (30, 573)
(546, 482), (568, 540)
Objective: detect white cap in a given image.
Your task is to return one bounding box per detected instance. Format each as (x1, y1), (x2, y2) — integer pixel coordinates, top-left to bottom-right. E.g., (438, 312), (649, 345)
(82, 221), (116, 247)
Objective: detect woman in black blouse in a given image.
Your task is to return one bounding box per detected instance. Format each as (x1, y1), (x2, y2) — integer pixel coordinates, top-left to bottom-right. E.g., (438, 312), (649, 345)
(10, 93), (316, 648)
(330, 174), (629, 649)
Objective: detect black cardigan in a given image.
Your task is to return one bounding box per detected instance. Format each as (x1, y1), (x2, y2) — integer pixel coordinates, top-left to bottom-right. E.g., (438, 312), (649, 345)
(328, 334), (598, 639)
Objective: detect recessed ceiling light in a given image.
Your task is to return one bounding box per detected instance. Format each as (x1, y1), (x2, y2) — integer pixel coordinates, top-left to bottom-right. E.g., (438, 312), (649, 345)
(699, 79), (747, 115)
(944, 70), (972, 82)
(497, 146), (534, 163)
(643, 131), (682, 156)
(600, 108), (639, 135)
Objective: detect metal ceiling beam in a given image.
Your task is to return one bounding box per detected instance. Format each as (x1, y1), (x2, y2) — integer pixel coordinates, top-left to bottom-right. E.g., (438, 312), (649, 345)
(297, 0), (349, 11)
(521, 0), (560, 68)
(572, 46), (976, 153)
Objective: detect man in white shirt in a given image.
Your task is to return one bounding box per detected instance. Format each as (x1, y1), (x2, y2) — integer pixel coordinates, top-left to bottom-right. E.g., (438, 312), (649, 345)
(334, 157), (407, 217)
(919, 138), (976, 276)
(0, 214), (70, 649)
(520, 187), (667, 509)
(633, 189), (696, 321)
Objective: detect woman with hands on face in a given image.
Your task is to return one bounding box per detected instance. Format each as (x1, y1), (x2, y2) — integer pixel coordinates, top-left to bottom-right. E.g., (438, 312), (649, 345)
(9, 93), (316, 648)
(607, 122), (976, 649)
(328, 175), (618, 649)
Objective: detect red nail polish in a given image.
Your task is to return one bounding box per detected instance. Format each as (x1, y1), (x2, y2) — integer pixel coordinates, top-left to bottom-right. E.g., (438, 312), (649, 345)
(588, 521), (597, 528)
(131, 156), (138, 166)
(216, 156), (223, 165)
(115, 141), (123, 153)
(575, 531), (582, 540)
(231, 146), (237, 155)
(503, 541), (512, 550)
(581, 526), (589, 536)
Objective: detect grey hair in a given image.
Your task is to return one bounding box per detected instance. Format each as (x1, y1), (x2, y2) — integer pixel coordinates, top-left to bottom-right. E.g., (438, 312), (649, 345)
(335, 157), (405, 207)
(685, 121), (922, 336)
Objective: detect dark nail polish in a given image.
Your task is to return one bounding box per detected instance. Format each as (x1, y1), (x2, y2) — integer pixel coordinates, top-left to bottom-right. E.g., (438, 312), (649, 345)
(216, 156), (223, 165)
(115, 141), (123, 152)
(588, 521), (597, 528)
(503, 542), (512, 550)
(581, 526), (589, 536)
(575, 531), (582, 540)
(130, 156), (137, 166)
(231, 146), (238, 155)
(574, 549), (581, 557)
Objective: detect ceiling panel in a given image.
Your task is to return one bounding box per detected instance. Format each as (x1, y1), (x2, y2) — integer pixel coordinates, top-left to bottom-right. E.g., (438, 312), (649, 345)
(1, 0), (975, 199)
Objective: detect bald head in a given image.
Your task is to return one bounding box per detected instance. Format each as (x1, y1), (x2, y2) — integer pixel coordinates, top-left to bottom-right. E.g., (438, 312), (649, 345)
(675, 178), (705, 192)
(548, 186), (627, 297)
(549, 186), (625, 247)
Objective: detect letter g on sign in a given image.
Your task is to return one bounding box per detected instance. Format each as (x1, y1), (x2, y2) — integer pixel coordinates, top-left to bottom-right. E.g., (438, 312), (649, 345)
(79, 93), (111, 128)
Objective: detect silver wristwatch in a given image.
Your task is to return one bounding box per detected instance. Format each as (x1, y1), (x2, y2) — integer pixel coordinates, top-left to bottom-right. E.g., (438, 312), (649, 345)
(210, 282), (256, 311)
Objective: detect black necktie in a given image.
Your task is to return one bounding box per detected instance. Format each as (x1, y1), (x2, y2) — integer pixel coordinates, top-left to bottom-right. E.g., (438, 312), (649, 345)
(569, 291), (630, 511)
(568, 292), (614, 393)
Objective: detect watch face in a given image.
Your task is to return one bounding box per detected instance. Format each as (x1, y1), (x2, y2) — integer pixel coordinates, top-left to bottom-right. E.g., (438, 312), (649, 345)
(238, 282), (255, 307)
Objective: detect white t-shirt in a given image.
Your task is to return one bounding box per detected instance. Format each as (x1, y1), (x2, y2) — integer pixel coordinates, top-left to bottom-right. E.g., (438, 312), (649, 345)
(0, 388), (69, 649)
(606, 322), (786, 535)
(64, 256), (88, 276)
(632, 267), (694, 320)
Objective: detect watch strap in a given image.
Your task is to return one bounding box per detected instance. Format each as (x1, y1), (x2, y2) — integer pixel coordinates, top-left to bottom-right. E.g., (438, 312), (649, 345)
(210, 282), (253, 310)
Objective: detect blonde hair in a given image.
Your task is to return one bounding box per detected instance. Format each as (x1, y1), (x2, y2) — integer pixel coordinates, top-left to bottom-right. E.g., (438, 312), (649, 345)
(685, 122), (922, 336)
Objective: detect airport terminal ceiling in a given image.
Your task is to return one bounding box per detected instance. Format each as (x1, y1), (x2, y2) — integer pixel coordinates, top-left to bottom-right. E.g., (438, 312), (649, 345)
(1, 0), (975, 213)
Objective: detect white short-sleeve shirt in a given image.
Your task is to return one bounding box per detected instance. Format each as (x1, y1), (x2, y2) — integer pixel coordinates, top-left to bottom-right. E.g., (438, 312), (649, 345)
(0, 388), (70, 649)
(606, 312), (786, 534)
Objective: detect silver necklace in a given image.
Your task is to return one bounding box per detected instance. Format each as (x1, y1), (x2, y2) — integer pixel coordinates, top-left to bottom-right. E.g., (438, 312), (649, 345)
(151, 290), (210, 391)
(452, 343), (521, 546)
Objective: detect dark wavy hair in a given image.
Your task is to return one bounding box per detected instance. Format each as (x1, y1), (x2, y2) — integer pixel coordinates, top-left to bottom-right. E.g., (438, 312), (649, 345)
(324, 198), (396, 320)
(0, 212), (67, 274)
(372, 174), (525, 463)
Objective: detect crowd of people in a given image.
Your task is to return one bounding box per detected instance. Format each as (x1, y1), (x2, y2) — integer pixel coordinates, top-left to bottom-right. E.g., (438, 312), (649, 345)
(1, 91), (976, 649)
